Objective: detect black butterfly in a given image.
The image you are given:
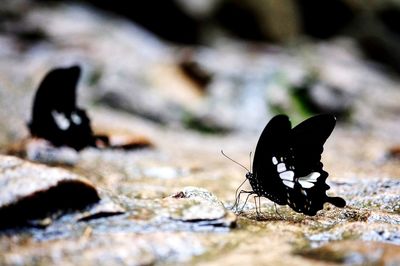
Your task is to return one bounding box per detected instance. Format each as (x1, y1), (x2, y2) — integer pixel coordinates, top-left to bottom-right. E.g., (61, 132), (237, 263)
(28, 65), (97, 151)
(234, 114), (346, 216)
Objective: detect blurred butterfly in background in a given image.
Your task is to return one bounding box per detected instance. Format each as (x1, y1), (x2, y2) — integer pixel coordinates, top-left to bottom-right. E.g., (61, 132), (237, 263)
(28, 65), (98, 151)
(226, 114), (346, 216)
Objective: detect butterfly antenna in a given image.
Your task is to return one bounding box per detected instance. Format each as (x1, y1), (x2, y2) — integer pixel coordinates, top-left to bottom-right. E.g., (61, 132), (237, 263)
(221, 150), (250, 172)
(249, 151), (253, 172)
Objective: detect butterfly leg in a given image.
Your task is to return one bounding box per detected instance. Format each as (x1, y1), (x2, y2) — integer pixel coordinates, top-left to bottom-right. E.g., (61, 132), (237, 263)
(238, 191), (253, 213)
(253, 196), (261, 218)
(274, 203), (284, 220)
(232, 178), (248, 210)
(233, 190), (244, 212)
(233, 190), (252, 213)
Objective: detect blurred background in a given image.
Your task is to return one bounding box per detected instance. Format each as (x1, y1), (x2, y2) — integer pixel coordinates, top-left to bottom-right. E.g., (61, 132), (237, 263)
(0, 0), (400, 146)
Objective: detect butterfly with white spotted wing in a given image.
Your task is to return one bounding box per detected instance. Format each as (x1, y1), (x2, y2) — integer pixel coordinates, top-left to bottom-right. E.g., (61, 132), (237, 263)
(236, 114), (346, 216)
(28, 65), (97, 151)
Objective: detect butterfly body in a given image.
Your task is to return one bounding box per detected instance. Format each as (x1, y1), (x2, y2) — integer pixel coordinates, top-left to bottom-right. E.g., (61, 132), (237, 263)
(245, 114), (346, 216)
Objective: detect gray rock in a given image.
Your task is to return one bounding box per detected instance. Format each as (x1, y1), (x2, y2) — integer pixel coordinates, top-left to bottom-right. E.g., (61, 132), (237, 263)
(0, 155), (99, 228)
(76, 193), (125, 222)
(166, 186), (236, 228)
(25, 138), (79, 166)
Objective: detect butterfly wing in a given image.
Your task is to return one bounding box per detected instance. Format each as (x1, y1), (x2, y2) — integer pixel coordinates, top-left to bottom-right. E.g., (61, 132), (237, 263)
(30, 66), (80, 119)
(291, 114), (336, 176)
(286, 114), (345, 215)
(252, 114), (292, 205)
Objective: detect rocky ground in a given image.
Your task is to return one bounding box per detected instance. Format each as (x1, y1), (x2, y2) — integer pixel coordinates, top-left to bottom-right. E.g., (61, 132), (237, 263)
(0, 2), (400, 266)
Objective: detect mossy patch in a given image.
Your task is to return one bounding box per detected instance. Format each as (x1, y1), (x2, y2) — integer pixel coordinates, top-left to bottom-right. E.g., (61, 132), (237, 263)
(182, 113), (229, 134)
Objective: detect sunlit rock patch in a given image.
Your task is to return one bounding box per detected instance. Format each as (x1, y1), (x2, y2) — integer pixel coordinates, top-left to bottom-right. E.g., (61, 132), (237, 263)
(335, 178), (400, 213)
(0, 233), (205, 266)
(165, 187), (236, 229)
(298, 240), (400, 265)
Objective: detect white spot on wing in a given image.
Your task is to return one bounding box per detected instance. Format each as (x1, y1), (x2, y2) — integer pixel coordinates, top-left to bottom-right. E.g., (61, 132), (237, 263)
(277, 163), (286, 172)
(298, 180), (314, 188)
(299, 172), (320, 182)
(71, 112), (82, 125)
(279, 171), (294, 181)
(272, 157), (278, 165)
(298, 172), (321, 188)
(283, 180), (294, 188)
(52, 110), (70, 130)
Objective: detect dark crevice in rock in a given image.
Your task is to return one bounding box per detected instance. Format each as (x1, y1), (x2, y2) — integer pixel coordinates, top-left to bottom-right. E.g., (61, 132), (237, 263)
(0, 180), (100, 229)
(297, 0), (355, 39)
(378, 6), (400, 38)
(96, 92), (168, 125)
(179, 59), (213, 90)
(78, 211), (124, 222)
(358, 34), (400, 74)
(214, 1), (267, 41)
(81, 0), (201, 44)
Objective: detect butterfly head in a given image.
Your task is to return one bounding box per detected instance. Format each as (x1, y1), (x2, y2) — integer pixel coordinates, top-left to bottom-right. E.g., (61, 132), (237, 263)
(245, 172), (253, 180)
(246, 170), (259, 189)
